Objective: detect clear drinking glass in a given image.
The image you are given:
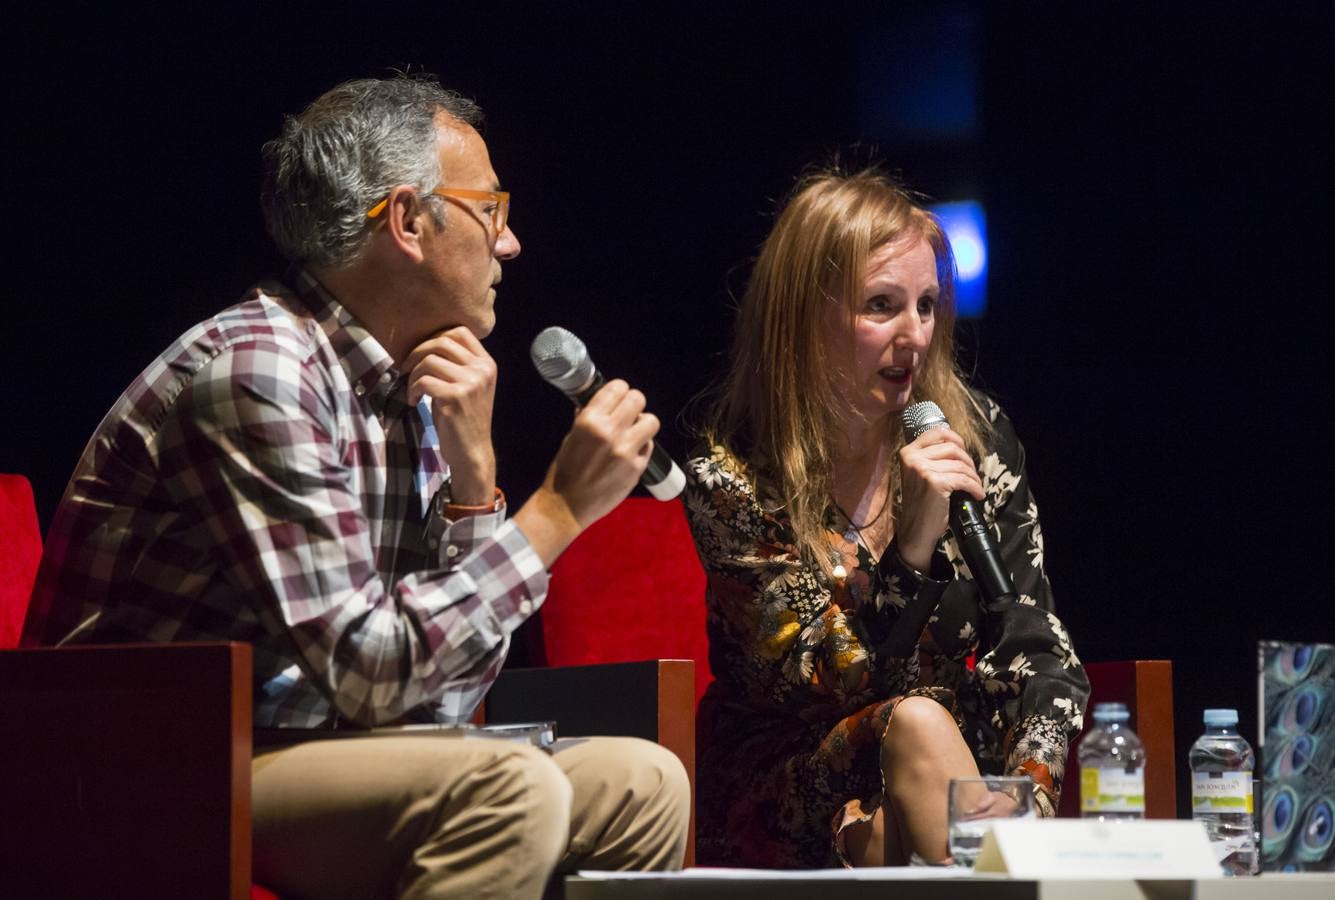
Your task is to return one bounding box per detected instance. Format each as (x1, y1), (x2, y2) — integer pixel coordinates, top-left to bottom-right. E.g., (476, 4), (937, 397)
(947, 775), (1036, 868)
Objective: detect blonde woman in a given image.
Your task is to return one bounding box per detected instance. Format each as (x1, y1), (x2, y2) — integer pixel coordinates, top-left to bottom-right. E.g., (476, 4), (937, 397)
(684, 168), (1088, 867)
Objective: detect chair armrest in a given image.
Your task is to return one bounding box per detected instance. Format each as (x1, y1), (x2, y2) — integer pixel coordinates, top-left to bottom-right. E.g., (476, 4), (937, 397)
(486, 659), (696, 866)
(1058, 658), (1176, 819)
(0, 641), (253, 899)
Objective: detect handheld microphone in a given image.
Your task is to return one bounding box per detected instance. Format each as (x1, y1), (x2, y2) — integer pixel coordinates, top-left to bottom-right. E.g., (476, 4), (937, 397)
(901, 400), (1017, 607)
(529, 326), (686, 501)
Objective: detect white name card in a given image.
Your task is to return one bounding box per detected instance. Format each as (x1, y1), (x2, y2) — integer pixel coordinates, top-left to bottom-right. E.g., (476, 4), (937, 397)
(973, 819), (1220, 879)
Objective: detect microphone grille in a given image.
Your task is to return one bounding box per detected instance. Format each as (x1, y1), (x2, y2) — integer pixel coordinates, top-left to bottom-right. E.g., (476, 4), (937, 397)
(901, 400), (950, 441)
(530, 326), (593, 393)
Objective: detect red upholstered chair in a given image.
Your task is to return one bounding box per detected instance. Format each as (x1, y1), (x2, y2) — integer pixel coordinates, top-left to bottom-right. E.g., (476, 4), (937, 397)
(0, 474), (41, 648)
(538, 496), (712, 700)
(0, 473), (279, 900)
(2, 480), (703, 887)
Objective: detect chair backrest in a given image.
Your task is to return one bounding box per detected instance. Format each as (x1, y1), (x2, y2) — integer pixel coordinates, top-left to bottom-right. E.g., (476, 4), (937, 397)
(0, 474), (42, 648)
(1058, 659), (1177, 818)
(541, 497), (713, 704)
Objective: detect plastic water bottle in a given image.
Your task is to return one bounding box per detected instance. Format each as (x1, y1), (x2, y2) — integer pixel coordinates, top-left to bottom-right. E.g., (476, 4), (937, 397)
(1189, 708), (1257, 876)
(1077, 701), (1146, 820)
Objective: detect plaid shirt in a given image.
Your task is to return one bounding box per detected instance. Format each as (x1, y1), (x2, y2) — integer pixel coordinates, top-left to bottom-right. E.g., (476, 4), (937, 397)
(23, 269), (547, 727)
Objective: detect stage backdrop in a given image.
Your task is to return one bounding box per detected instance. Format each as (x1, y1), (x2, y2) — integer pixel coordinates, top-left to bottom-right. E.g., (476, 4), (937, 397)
(6, 4), (1332, 816)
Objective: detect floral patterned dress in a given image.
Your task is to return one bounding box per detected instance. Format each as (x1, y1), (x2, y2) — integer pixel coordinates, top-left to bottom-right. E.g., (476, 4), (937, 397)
(683, 394), (1089, 867)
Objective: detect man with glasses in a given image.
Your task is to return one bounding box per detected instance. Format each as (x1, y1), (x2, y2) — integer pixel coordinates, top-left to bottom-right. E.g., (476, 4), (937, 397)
(24, 76), (690, 899)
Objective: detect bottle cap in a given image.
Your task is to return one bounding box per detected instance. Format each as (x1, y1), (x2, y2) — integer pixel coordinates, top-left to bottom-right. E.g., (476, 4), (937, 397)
(1093, 701), (1129, 721)
(1203, 708), (1238, 726)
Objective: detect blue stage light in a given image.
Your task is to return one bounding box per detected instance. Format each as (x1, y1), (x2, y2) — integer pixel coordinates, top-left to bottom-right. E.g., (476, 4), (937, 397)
(929, 200), (987, 317)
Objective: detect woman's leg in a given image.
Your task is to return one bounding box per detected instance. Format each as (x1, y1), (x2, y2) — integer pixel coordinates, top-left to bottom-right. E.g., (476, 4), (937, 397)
(841, 799), (907, 867)
(878, 695), (980, 863)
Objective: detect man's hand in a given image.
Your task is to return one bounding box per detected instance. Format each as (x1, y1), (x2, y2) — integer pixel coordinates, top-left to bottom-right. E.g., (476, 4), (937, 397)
(513, 379), (659, 566)
(403, 327), (497, 506)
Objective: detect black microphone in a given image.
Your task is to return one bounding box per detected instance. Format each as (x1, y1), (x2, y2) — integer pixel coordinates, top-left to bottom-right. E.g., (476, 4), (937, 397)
(901, 400), (1017, 606)
(529, 326), (685, 501)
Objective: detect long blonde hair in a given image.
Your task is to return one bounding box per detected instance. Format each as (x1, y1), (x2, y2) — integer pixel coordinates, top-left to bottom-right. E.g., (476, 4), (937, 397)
(705, 167), (990, 571)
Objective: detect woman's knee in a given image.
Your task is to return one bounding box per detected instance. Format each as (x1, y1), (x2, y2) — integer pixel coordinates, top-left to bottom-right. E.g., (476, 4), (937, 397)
(880, 697), (962, 762)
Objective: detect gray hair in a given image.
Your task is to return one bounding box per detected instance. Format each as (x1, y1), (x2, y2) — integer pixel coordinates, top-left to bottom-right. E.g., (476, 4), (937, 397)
(260, 76), (482, 269)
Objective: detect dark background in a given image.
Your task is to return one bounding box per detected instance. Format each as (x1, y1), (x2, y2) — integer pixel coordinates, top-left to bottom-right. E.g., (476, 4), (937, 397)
(7, 3), (1333, 816)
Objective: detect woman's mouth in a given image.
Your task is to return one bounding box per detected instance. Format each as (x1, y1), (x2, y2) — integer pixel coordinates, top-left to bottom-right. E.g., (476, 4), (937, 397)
(880, 366), (912, 385)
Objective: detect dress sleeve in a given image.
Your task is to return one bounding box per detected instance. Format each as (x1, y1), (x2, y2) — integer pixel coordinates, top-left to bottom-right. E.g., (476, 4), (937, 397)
(963, 399), (1090, 815)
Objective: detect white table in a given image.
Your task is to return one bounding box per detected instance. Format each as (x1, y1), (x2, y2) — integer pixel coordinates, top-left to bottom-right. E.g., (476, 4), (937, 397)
(565, 870), (1335, 900)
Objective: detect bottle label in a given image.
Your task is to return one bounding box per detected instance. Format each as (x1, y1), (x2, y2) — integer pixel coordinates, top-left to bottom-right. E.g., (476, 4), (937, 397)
(1081, 766), (1145, 813)
(1191, 771), (1253, 813)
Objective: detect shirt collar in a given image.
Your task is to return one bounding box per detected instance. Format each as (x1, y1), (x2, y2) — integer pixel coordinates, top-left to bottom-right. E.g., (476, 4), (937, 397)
(287, 265), (402, 412)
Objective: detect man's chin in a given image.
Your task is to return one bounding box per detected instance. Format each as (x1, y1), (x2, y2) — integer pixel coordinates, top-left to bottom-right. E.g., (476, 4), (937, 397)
(479, 291), (498, 336)
(478, 301), (497, 336)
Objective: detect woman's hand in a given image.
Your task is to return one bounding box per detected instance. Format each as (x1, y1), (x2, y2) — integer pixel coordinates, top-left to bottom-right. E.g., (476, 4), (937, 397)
(896, 426), (984, 571)
(962, 787), (1022, 820)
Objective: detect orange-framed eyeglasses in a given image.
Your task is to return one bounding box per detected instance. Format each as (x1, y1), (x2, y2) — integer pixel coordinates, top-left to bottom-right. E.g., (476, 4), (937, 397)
(366, 188), (510, 237)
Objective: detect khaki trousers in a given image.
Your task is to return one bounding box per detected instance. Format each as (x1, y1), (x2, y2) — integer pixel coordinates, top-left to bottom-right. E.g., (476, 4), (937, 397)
(251, 734), (690, 900)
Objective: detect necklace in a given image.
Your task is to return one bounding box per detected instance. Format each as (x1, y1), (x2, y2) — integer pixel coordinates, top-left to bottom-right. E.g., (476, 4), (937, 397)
(831, 445), (894, 576)
(830, 495), (892, 581)
(833, 492), (890, 534)
(832, 439), (893, 532)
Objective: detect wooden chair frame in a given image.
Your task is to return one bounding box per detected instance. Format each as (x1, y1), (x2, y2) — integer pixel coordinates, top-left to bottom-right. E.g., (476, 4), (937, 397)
(0, 643), (697, 894)
(1, 642), (253, 899)
(1058, 658), (1176, 818)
